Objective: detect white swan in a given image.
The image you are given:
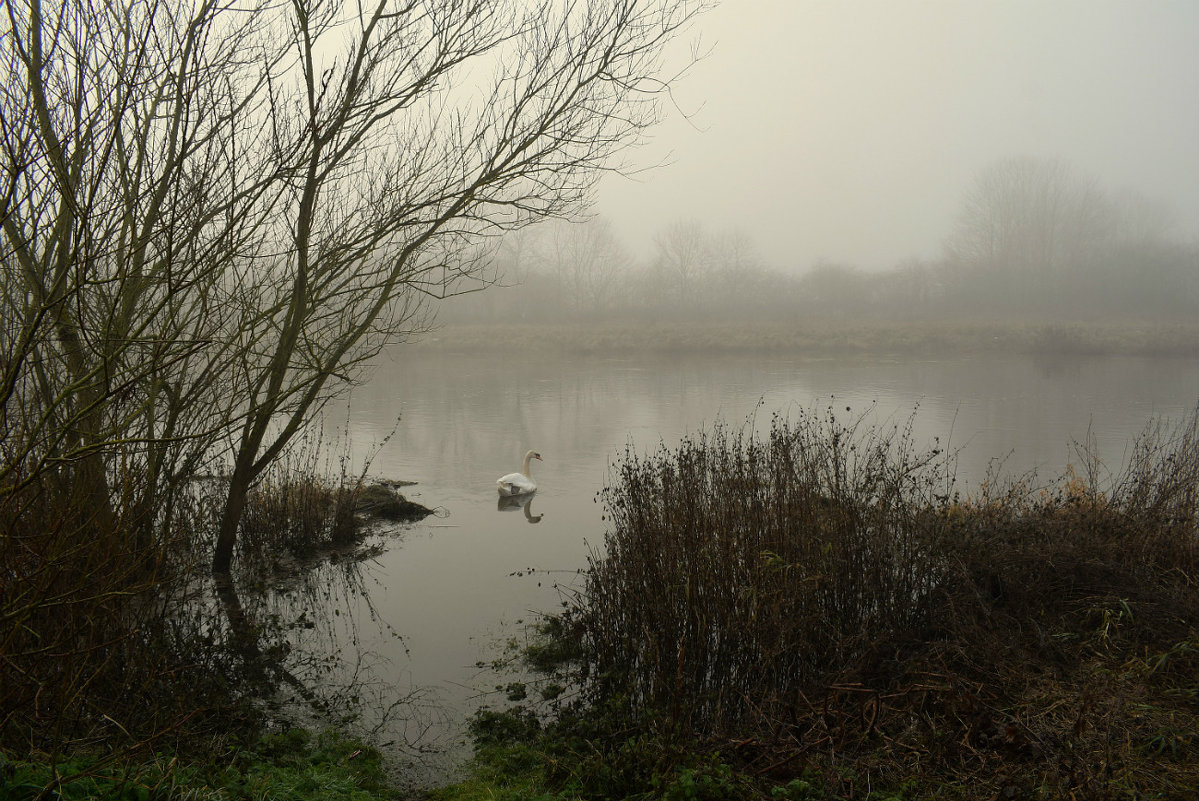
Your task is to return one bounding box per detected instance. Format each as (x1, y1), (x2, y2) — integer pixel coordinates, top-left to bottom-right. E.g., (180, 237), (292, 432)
(496, 450), (542, 496)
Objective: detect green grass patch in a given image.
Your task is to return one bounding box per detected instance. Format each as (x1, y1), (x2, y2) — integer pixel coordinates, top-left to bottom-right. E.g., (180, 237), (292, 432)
(0, 729), (395, 801)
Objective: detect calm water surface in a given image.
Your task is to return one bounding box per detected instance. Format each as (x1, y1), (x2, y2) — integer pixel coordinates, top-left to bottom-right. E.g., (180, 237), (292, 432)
(309, 348), (1199, 777)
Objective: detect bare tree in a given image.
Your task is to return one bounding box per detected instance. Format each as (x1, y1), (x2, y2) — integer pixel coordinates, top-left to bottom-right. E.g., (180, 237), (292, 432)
(542, 217), (631, 315)
(0, 0), (709, 575)
(944, 157), (1116, 297)
(1, 0), (280, 552)
(705, 227), (770, 314)
(941, 157), (1199, 315)
(210, 0), (711, 573)
(653, 218), (710, 309)
(1109, 189), (1177, 246)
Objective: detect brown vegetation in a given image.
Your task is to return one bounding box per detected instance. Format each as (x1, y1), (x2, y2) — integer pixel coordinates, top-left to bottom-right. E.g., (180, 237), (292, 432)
(0, 463), (243, 756)
(239, 472), (432, 572)
(571, 407), (1199, 798)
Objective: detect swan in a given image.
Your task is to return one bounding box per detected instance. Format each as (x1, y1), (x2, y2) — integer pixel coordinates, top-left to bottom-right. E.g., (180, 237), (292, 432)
(497, 450), (542, 496)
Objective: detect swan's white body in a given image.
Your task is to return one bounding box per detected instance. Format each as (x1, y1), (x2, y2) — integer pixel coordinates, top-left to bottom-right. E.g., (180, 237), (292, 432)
(497, 450), (542, 496)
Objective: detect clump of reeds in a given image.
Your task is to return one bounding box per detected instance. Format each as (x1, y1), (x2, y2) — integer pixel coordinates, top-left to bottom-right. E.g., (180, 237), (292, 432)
(236, 428), (405, 570)
(571, 404), (1199, 797)
(239, 470), (358, 562)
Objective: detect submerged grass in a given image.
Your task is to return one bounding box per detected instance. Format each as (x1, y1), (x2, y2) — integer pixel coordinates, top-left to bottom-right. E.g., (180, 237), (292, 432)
(453, 405), (1199, 800)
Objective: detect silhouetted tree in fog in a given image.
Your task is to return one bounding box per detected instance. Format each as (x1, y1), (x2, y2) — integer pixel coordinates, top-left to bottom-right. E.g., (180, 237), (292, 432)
(942, 156), (1196, 316)
(945, 157), (1113, 295)
(0, 0), (709, 574)
(543, 218), (631, 316)
(652, 219), (711, 309)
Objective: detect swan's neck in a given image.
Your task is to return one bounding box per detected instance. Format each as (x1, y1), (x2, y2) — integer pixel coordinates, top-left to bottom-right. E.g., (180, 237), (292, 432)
(522, 453), (534, 477)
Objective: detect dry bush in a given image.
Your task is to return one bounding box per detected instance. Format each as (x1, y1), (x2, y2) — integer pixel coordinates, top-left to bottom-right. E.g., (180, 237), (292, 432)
(583, 406), (954, 727)
(576, 406), (1199, 797)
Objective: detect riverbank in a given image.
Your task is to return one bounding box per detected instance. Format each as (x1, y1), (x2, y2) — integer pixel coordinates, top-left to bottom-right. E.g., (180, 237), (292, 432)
(415, 318), (1199, 358)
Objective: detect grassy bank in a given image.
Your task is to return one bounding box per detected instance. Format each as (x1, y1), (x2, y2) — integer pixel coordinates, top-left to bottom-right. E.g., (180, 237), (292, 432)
(0, 729), (395, 801)
(416, 319), (1199, 357)
(440, 407), (1199, 800)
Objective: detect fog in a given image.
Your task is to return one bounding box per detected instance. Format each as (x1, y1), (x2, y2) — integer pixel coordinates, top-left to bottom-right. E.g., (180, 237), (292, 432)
(594, 0), (1199, 272)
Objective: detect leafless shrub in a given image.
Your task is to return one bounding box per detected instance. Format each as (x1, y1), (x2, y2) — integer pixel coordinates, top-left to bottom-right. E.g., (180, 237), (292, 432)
(0, 461), (244, 755)
(574, 405), (1199, 795)
(582, 405), (957, 730)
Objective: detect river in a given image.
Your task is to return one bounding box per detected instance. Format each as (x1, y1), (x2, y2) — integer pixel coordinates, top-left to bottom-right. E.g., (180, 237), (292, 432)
(297, 348), (1199, 782)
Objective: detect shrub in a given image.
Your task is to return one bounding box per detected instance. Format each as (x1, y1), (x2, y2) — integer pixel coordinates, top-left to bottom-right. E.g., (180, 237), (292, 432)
(0, 463), (260, 756)
(581, 406), (957, 731)
(566, 404), (1199, 797)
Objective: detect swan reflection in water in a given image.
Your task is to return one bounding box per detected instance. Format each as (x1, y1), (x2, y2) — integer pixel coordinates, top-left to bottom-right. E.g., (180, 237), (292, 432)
(497, 492), (543, 523)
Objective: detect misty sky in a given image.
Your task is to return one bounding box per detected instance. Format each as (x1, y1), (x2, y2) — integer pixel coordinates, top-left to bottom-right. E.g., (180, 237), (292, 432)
(594, 0), (1199, 272)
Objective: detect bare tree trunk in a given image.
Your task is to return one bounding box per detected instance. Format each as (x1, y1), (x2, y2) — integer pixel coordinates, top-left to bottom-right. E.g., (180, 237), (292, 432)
(212, 456), (254, 575)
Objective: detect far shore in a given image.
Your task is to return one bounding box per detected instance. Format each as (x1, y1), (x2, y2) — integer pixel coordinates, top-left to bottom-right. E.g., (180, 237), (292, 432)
(412, 318), (1199, 358)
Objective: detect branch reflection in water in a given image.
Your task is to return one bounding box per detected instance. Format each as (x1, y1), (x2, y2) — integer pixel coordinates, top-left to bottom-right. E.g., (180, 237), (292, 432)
(212, 532), (455, 787)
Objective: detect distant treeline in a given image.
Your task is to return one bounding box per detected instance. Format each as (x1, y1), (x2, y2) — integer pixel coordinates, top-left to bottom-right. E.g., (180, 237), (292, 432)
(442, 156), (1199, 324)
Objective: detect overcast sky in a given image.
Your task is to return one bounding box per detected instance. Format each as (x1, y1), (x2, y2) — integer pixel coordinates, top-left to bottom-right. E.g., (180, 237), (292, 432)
(594, 0), (1199, 272)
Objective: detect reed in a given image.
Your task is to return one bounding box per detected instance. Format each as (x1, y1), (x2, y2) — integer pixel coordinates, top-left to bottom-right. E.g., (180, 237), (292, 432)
(235, 423), (423, 570)
(238, 468), (357, 564)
